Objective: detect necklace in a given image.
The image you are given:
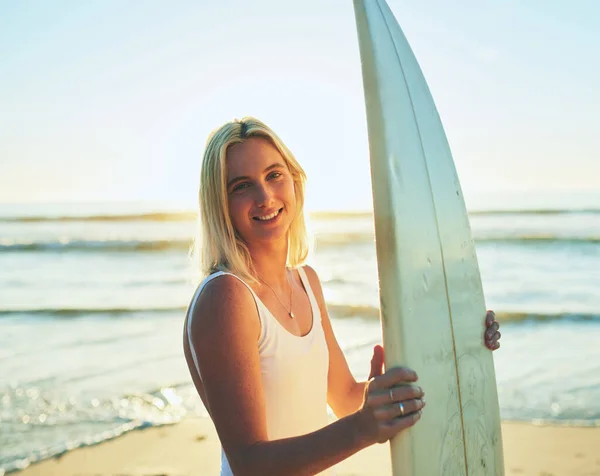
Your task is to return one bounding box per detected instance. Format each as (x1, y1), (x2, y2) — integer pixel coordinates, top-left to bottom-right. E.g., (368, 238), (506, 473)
(258, 271), (295, 319)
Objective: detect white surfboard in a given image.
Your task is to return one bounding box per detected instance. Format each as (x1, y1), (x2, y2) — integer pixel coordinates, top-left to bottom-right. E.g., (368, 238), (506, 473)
(353, 1), (504, 475)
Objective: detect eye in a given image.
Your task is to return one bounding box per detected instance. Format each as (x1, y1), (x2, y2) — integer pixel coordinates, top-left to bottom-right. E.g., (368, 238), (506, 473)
(232, 182), (250, 192)
(268, 171), (283, 180)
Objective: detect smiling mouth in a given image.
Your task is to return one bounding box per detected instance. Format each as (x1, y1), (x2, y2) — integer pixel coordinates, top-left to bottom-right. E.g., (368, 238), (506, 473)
(253, 208), (283, 221)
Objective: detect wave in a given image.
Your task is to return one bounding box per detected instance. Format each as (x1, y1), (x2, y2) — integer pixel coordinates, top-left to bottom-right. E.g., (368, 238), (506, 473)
(469, 208), (600, 216)
(477, 236), (600, 245)
(327, 304), (382, 319)
(326, 305), (600, 324)
(314, 232), (375, 246)
(318, 233), (600, 246)
(0, 210), (371, 223)
(493, 311), (600, 323)
(2, 303), (600, 326)
(2, 231), (600, 254)
(0, 235), (369, 253)
(312, 208), (600, 217)
(2, 234), (600, 254)
(0, 239), (192, 253)
(2, 207), (599, 224)
(0, 211), (197, 223)
(0, 306), (186, 318)
(0, 384), (188, 474)
(0, 420), (155, 474)
(3, 304), (373, 320)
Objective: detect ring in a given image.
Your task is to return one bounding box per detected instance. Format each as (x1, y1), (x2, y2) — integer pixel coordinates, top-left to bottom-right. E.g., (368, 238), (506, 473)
(398, 402), (405, 416)
(389, 389), (394, 402)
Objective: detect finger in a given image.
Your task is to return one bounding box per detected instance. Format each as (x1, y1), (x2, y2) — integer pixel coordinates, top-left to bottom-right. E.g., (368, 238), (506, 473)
(366, 384), (423, 407)
(369, 367), (418, 390)
(486, 339), (501, 350)
(485, 330), (501, 344)
(368, 345), (385, 380)
(485, 323), (499, 339)
(485, 310), (496, 327)
(381, 409), (423, 437)
(374, 398), (426, 420)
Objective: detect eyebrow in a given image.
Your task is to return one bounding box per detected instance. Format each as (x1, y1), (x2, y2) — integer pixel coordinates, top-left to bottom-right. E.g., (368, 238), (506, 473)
(226, 163), (286, 188)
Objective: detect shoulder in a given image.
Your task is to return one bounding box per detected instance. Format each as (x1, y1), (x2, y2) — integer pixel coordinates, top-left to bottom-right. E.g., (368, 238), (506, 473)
(300, 265), (326, 303)
(197, 273), (254, 303)
(188, 273), (260, 340)
(301, 264), (320, 286)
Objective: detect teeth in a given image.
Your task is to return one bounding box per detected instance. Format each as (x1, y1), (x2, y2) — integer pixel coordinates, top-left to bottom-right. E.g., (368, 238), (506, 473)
(256, 210), (279, 221)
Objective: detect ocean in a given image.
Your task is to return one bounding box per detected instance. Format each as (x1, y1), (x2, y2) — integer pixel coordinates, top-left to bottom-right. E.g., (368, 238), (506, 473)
(1, 194), (599, 473)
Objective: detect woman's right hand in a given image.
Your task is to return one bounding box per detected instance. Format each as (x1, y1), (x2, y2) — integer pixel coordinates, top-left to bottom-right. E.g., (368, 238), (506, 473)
(354, 345), (425, 445)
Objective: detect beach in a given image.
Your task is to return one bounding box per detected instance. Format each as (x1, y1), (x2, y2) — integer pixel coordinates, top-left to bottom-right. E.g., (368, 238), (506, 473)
(2, 202), (600, 474)
(3, 0), (600, 472)
(14, 418), (600, 476)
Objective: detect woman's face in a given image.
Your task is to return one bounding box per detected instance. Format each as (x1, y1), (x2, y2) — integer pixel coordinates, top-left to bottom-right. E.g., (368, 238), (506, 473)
(225, 137), (297, 245)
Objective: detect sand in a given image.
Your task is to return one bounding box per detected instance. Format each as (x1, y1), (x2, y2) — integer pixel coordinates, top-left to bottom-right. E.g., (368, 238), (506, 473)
(14, 419), (600, 476)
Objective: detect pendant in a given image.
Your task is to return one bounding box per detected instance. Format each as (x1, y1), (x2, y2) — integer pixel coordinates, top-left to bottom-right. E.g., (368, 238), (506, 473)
(290, 311), (295, 319)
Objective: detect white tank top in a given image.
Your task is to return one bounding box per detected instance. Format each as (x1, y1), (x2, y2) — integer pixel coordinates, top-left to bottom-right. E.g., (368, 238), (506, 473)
(186, 267), (335, 475)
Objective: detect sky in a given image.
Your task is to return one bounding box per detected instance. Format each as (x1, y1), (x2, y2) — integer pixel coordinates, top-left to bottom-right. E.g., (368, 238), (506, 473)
(1, 0), (599, 211)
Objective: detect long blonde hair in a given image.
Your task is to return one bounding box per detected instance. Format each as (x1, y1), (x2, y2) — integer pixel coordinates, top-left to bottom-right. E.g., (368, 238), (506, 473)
(194, 117), (310, 283)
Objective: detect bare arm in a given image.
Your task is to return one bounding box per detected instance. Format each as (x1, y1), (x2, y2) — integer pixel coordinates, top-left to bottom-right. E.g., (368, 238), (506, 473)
(185, 274), (423, 476)
(186, 275), (367, 475)
(302, 265), (370, 418)
(302, 266), (500, 420)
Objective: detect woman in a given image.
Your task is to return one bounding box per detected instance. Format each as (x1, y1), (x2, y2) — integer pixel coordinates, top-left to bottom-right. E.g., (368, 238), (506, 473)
(183, 117), (501, 476)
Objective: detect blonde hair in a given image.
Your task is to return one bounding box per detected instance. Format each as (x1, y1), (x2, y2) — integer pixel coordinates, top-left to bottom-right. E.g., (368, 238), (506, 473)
(194, 117), (310, 283)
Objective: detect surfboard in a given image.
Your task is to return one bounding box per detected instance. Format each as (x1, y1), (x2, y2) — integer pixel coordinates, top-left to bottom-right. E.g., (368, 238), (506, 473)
(352, 1), (504, 475)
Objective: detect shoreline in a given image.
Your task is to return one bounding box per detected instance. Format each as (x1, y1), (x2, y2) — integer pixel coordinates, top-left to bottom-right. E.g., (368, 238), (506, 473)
(10, 418), (600, 476)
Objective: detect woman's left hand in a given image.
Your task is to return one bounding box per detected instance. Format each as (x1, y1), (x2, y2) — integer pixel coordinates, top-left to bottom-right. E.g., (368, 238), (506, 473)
(484, 310), (501, 350)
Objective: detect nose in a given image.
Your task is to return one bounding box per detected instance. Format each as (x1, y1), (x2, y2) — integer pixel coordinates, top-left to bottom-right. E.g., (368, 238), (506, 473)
(254, 182), (275, 207)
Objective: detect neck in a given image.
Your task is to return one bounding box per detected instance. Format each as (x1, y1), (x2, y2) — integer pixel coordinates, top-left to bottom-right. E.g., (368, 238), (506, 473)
(247, 238), (289, 289)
